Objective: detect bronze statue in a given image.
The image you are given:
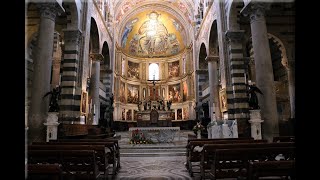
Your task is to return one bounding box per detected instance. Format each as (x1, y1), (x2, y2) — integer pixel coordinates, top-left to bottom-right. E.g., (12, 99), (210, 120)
(43, 86), (61, 112)
(247, 84), (263, 109)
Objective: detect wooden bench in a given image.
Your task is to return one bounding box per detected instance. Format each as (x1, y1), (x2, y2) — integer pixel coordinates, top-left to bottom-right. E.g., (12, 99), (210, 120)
(27, 164), (62, 180)
(50, 138), (121, 175)
(201, 142), (295, 179)
(29, 144), (110, 178)
(186, 138), (264, 177)
(28, 150), (101, 180)
(273, 136), (295, 142)
(248, 160), (295, 180)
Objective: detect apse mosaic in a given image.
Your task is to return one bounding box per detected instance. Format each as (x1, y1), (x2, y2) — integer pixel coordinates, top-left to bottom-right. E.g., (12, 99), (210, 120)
(168, 61), (180, 78)
(127, 84), (139, 104)
(121, 10), (185, 58)
(127, 61), (140, 79)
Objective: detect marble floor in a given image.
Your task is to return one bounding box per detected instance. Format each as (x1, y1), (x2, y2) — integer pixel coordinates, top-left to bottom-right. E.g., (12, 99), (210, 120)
(112, 130), (235, 180)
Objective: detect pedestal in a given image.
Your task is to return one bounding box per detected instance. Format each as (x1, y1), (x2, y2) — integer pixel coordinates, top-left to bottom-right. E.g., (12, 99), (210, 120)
(207, 126), (212, 139)
(44, 112), (60, 142)
(249, 109), (264, 140)
(197, 130), (201, 139)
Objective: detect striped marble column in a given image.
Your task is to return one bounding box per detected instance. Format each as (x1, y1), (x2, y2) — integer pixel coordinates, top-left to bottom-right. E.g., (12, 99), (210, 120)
(59, 29), (82, 123)
(28, 3), (63, 143)
(90, 53), (104, 125)
(225, 30), (250, 135)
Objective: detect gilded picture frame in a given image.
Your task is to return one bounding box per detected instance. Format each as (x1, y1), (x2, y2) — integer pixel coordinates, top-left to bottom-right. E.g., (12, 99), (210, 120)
(80, 91), (88, 115)
(219, 88), (227, 112)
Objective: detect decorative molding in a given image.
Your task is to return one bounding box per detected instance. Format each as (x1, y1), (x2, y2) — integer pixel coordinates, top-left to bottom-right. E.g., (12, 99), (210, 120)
(206, 55), (219, 62)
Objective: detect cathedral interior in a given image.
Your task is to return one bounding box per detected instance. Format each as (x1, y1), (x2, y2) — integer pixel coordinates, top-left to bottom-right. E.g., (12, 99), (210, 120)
(26, 0), (295, 178)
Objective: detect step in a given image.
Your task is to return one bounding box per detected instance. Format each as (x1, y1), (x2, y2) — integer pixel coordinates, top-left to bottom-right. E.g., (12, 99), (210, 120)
(120, 151), (186, 157)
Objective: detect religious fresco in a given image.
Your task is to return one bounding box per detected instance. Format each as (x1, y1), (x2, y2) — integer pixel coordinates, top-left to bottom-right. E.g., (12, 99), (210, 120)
(182, 81), (188, 101)
(177, 109), (182, 120)
(170, 112), (175, 120)
(168, 83), (181, 103)
(122, 109), (125, 120)
(127, 109), (132, 120)
(127, 84), (139, 104)
(168, 61), (180, 78)
(183, 107), (189, 120)
(134, 110), (138, 120)
(127, 61), (140, 79)
(121, 10), (185, 58)
(120, 82), (126, 103)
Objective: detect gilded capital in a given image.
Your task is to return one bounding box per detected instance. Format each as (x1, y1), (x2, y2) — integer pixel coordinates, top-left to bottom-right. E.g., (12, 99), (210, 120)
(90, 53), (104, 62)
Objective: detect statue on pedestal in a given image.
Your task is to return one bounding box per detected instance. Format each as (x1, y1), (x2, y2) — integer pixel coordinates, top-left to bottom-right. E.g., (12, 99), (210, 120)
(43, 86), (61, 112)
(247, 84), (263, 109)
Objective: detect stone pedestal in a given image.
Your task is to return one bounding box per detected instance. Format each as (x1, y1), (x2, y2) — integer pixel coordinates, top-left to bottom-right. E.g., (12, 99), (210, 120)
(43, 112), (60, 142)
(197, 130), (201, 139)
(249, 110), (264, 140)
(207, 126), (212, 139)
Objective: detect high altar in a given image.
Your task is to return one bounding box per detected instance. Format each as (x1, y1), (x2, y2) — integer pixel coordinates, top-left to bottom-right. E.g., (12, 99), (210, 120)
(137, 106), (172, 127)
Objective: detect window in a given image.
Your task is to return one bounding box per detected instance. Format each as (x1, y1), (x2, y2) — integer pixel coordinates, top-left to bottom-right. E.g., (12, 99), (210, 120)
(149, 63), (159, 80)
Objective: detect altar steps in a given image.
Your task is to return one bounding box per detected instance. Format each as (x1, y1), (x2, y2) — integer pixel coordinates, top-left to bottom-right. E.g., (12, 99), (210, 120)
(120, 145), (186, 157)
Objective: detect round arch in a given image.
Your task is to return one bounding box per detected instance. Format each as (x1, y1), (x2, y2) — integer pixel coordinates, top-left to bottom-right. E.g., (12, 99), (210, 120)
(89, 17), (100, 53)
(226, 0), (245, 30)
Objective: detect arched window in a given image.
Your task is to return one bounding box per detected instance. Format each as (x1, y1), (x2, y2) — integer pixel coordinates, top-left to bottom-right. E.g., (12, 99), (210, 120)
(149, 63), (159, 80)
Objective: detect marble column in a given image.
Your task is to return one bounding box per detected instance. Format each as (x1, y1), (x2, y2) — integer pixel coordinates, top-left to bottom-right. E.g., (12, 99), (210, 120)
(90, 53), (104, 125)
(28, 3), (63, 143)
(284, 59), (295, 119)
(241, 3), (279, 141)
(206, 56), (222, 120)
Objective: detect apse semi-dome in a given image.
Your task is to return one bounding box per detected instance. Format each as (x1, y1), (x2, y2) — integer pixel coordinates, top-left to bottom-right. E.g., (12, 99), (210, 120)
(120, 10), (186, 58)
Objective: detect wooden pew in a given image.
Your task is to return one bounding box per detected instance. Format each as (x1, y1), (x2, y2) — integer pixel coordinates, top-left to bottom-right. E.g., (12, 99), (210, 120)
(50, 139), (121, 175)
(27, 164), (62, 180)
(29, 144), (110, 178)
(33, 141), (118, 177)
(209, 147), (295, 180)
(273, 136), (295, 142)
(28, 150), (101, 180)
(248, 160), (296, 180)
(201, 142), (295, 179)
(186, 139), (264, 177)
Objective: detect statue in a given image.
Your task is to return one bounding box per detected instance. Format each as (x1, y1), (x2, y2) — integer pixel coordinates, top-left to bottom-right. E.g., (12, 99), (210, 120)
(43, 86), (61, 112)
(138, 101), (142, 111)
(167, 100), (172, 110)
(247, 84), (263, 109)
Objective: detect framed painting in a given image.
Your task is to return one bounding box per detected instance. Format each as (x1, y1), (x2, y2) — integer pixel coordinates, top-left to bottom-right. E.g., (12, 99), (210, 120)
(80, 91), (88, 115)
(219, 88), (227, 112)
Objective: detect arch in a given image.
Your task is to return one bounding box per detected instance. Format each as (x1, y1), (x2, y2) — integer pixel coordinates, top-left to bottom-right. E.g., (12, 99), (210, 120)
(89, 17), (100, 53)
(208, 20), (219, 56)
(199, 43), (208, 70)
(149, 63), (160, 80)
(62, 0), (80, 29)
(101, 41), (110, 68)
(267, 33), (289, 68)
(226, 0), (245, 30)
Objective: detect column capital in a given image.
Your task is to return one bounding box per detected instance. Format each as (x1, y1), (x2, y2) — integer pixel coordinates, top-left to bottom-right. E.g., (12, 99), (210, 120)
(37, 2), (64, 21)
(241, 2), (270, 23)
(90, 53), (104, 62)
(225, 30), (245, 43)
(206, 56), (219, 62)
(63, 29), (82, 45)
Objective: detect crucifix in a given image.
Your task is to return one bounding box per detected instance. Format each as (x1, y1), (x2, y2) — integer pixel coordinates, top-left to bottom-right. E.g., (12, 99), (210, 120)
(147, 74), (160, 100)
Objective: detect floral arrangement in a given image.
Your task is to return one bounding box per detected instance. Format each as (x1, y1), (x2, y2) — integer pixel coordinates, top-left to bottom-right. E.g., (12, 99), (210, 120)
(129, 129), (154, 144)
(192, 122), (205, 132)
